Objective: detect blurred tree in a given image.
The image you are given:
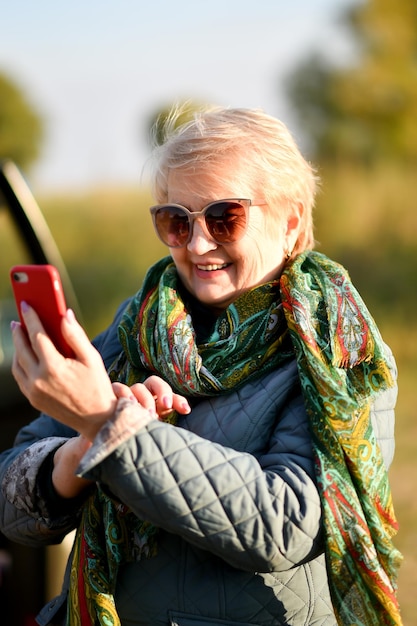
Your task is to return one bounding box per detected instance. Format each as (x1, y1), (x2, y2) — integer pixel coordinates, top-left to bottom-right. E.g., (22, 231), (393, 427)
(285, 0), (417, 164)
(147, 100), (207, 147)
(0, 72), (43, 169)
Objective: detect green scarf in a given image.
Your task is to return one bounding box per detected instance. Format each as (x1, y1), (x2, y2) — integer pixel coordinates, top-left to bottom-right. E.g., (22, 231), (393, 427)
(281, 252), (402, 625)
(68, 251), (402, 626)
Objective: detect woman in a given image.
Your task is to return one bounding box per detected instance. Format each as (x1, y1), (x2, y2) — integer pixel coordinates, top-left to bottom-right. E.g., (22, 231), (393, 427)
(1, 107), (402, 625)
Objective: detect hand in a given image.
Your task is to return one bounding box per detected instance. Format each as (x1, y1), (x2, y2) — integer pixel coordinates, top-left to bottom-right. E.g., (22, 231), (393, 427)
(112, 375), (191, 419)
(11, 304), (117, 441)
(52, 436), (94, 499)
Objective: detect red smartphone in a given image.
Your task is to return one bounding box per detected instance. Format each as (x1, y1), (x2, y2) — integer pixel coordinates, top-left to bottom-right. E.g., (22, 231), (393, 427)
(10, 264), (74, 357)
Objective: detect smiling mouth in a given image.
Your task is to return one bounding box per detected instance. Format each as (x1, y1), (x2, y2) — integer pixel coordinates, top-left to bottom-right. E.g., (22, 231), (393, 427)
(196, 263), (229, 271)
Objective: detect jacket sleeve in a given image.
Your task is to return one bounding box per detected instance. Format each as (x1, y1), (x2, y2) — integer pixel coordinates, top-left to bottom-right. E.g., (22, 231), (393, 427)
(370, 344), (398, 470)
(0, 298), (129, 546)
(78, 372), (323, 574)
(0, 417), (78, 546)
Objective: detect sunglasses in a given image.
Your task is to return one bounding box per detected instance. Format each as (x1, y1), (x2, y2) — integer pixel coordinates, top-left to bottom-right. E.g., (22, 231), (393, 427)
(150, 198), (267, 248)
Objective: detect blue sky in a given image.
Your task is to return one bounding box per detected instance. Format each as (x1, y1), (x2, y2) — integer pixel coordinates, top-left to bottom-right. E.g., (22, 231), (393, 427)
(1, 0), (353, 191)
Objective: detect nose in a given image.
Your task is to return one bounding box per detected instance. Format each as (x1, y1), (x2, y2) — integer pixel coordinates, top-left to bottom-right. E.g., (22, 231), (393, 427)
(186, 217), (218, 254)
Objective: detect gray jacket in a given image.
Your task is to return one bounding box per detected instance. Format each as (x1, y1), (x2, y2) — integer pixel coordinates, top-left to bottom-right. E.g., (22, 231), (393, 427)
(0, 303), (397, 626)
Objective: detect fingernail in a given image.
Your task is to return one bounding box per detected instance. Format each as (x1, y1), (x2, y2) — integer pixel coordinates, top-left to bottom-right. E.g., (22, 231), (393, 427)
(10, 320), (19, 331)
(181, 401), (191, 413)
(21, 301), (29, 313)
(66, 309), (75, 323)
(162, 395), (172, 409)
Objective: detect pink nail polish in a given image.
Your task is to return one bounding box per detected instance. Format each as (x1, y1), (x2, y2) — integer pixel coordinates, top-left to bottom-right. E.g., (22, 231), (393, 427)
(66, 308), (75, 323)
(162, 396), (172, 409)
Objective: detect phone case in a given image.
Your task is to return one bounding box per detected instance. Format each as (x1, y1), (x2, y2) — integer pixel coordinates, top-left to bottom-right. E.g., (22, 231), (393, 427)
(10, 264), (74, 357)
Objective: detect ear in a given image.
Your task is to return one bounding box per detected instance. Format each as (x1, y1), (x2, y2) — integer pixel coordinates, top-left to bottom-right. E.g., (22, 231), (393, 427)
(285, 202), (303, 253)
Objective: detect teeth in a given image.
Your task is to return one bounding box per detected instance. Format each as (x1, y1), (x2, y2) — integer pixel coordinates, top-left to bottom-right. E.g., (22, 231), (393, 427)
(197, 263), (228, 271)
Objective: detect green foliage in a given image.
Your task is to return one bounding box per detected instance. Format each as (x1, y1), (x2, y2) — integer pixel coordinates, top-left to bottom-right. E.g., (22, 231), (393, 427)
(285, 0), (417, 164)
(0, 73), (43, 169)
(313, 163), (417, 325)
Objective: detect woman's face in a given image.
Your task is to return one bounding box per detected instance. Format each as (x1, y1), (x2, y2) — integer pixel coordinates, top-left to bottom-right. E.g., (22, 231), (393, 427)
(166, 166), (295, 312)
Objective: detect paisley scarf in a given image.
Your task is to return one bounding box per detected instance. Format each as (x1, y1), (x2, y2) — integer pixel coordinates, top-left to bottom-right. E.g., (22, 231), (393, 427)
(67, 251), (402, 626)
(280, 252), (402, 625)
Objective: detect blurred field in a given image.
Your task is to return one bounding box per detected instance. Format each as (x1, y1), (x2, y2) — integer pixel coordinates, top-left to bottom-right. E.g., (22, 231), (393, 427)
(37, 164), (416, 623)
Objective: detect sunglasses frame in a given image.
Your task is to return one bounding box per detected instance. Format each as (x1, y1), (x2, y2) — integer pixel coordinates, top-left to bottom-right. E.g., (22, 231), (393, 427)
(150, 198), (267, 248)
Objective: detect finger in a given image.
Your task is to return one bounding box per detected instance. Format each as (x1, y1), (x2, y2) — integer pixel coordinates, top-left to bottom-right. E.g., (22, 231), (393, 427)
(172, 393), (191, 415)
(142, 375), (177, 414)
(142, 375), (173, 398)
(112, 382), (136, 400)
(61, 309), (102, 364)
(10, 319), (33, 356)
(18, 303), (63, 363)
(10, 322), (60, 412)
(11, 346), (45, 412)
(129, 383), (158, 410)
(10, 319), (39, 385)
(11, 349), (29, 396)
(141, 377), (191, 416)
(18, 304), (86, 365)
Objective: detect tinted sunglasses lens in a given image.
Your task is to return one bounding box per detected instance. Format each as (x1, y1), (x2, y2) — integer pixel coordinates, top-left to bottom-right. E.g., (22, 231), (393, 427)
(205, 201), (247, 243)
(155, 207), (190, 247)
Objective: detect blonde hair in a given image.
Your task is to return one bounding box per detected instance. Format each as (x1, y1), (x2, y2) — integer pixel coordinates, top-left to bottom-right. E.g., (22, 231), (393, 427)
(149, 106), (319, 255)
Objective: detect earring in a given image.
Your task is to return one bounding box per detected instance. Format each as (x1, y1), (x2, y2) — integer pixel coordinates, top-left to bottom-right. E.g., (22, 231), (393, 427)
(285, 249), (292, 261)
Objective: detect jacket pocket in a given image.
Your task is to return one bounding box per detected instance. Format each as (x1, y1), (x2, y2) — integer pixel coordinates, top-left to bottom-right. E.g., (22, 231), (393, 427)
(169, 611), (255, 626)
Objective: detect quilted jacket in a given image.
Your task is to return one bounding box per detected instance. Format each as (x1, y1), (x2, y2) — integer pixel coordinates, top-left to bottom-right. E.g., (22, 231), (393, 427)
(0, 301), (397, 626)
